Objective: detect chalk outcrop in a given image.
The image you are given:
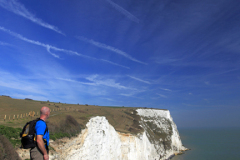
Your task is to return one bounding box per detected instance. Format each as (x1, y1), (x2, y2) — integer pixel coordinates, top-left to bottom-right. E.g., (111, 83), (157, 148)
(46, 109), (186, 160)
(17, 109), (186, 160)
(136, 109), (186, 159)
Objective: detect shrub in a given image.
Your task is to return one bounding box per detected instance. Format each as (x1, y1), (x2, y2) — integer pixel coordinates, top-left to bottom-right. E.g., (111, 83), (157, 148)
(0, 125), (21, 147)
(47, 115), (81, 141)
(0, 134), (21, 160)
(25, 98), (33, 100)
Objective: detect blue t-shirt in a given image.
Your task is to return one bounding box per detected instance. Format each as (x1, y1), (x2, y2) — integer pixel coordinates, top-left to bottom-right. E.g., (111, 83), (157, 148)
(35, 120), (50, 147)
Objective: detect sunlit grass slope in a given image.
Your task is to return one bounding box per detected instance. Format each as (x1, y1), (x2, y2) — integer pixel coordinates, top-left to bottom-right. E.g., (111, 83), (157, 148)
(0, 95), (143, 135)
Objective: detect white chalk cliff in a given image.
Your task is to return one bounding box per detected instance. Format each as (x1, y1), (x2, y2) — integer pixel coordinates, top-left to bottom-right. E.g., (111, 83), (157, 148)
(49, 109), (186, 160)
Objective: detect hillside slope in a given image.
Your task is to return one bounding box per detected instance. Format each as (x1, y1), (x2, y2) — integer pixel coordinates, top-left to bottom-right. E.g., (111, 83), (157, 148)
(0, 96), (187, 160)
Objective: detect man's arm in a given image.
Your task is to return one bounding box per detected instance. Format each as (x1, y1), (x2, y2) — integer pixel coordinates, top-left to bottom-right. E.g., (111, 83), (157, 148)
(36, 135), (49, 160)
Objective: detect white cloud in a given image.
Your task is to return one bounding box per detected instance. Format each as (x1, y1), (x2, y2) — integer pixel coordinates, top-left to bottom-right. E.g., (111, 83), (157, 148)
(208, 68), (240, 76)
(0, 0), (64, 35)
(0, 26), (61, 57)
(204, 81), (210, 85)
(58, 75), (134, 90)
(104, 0), (139, 23)
(57, 75), (148, 101)
(119, 93), (134, 97)
(86, 74), (130, 89)
(100, 59), (130, 69)
(156, 93), (167, 98)
(103, 98), (115, 101)
(0, 26), (129, 69)
(0, 62), (133, 104)
(128, 75), (151, 84)
(160, 88), (172, 92)
(119, 93), (143, 99)
(153, 57), (180, 64)
(56, 78), (96, 86)
(76, 36), (147, 65)
(0, 70), (46, 94)
(119, 87), (146, 98)
(0, 61), (79, 103)
(0, 41), (13, 46)
(46, 45), (60, 59)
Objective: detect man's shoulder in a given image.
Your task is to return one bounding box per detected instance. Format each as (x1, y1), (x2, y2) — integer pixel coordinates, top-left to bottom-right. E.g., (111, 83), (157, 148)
(36, 119), (46, 127)
(35, 119), (47, 135)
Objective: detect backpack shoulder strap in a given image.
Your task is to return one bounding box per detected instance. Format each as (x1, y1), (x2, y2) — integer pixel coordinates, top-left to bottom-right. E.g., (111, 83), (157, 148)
(37, 119), (48, 134)
(32, 118), (40, 134)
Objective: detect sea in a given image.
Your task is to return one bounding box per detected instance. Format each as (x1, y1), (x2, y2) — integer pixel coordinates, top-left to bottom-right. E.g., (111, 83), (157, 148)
(171, 128), (240, 160)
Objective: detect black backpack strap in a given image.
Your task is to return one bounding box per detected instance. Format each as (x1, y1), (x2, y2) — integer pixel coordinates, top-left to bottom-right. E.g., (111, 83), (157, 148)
(38, 119), (48, 133)
(46, 142), (49, 153)
(33, 118), (41, 134)
(44, 125), (48, 135)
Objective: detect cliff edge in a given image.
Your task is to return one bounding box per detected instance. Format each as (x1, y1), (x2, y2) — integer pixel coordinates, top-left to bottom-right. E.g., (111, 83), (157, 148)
(36, 109), (187, 160)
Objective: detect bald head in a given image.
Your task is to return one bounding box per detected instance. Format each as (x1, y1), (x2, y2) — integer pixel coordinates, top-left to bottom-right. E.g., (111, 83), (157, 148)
(40, 106), (50, 120)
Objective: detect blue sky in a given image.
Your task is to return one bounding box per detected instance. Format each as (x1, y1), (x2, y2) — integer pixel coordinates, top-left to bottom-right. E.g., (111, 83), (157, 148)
(0, 0), (239, 128)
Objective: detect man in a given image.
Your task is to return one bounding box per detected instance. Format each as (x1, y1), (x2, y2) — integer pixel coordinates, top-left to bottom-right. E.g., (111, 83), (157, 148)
(30, 106), (50, 160)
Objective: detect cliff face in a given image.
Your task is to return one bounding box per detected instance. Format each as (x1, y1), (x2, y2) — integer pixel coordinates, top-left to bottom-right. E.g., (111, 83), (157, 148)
(47, 109), (186, 160)
(136, 109), (186, 159)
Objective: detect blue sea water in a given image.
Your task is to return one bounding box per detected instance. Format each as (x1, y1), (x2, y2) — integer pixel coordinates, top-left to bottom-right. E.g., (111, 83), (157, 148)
(171, 128), (240, 160)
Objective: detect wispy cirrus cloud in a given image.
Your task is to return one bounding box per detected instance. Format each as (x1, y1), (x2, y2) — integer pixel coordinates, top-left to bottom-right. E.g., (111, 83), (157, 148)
(160, 88), (172, 92)
(0, 26), (129, 68)
(56, 78), (96, 86)
(0, 65), (79, 102)
(119, 93), (135, 97)
(86, 74), (129, 89)
(119, 91), (144, 98)
(0, 26), (63, 59)
(58, 75), (133, 90)
(102, 98), (116, 102)
(128, 75), (151, 84)
(0, 41), (13, 46)
(157, 93), (167, 98)
(76, 36), (147, 65)
(0, 0), (64, 35)
(153, 57), (181, 65)
(104, 0), (139, 23)
(0, 70), (46, 95)
(57, 75), (147, 99)
(46, 45), (60, 59)
(100, 59), (130, 69)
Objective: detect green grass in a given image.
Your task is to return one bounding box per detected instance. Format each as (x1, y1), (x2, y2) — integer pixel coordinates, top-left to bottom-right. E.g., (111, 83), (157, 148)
(7, 121), (13, 123)
(0, 115), (82, 147)
(0, 125), (22, 147)
(50, 132), (71, 141)
(0, 96), (158, 140)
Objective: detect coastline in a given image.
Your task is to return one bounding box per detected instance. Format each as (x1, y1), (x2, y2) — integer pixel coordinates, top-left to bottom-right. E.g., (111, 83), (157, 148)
(171, 128), (240, 160)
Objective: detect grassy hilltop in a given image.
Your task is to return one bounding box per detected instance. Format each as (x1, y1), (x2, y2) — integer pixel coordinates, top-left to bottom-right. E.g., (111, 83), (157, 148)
(0, 95), (144, 142)
(0, 95), (172, 159)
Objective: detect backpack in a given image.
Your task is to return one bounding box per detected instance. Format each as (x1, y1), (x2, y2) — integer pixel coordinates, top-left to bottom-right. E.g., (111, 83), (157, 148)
(20, 118), (48, 149)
